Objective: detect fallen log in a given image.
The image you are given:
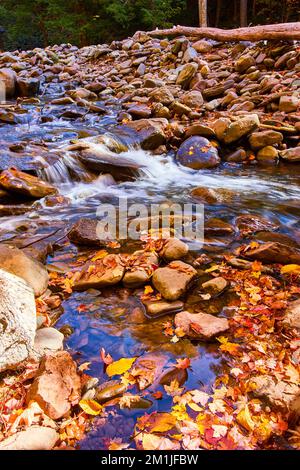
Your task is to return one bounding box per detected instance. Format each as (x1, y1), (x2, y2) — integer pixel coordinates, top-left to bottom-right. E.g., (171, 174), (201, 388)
(137, 23), (300, 42)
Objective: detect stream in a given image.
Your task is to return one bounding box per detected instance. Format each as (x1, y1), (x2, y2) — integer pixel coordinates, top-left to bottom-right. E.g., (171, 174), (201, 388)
(1, 81), (300, 449)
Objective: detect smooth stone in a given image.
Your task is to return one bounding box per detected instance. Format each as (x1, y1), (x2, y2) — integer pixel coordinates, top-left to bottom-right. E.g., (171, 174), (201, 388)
(0, 426), (59, 450)
(174, 310), (229, 339)
(152, 261), (197, 301)
(176, 136), (220, 170)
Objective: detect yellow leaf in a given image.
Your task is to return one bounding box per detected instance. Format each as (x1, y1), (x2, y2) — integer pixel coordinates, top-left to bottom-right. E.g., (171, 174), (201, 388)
(236, 405), (256, 432)
(188, 402), (203, 412)
(91, 250), (108, 261)
(281, 264), (300, 275)
(146, 412), (177, 433)
(106, 357), (137, 377)
(144, 285), (154, 295)
(205, 264), (219, 273)
(79, 399), (103, 416)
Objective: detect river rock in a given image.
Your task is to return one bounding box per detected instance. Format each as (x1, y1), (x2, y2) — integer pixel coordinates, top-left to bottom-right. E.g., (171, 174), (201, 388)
(249, 130), (283, 150)
(250, 375), (300, 415)
(143, 299), (183, 318)
(0, 244), (48, 296)
(17, 78), (40, 97)
(223, 114), (260, 144)
(205, 217), (235, 235)
(176, 63), (198, 89)
(0, 426), (59, 450)
(26, 351), (81, 420)
(193, 39), (213, 53)
(235, 55), (255, 73)
(176, 136), (220, 170)
(180, 90), (204, 108)
(242, 242), (300, 264)
(280, 147), (300, 162)
(279, 95), (299, 113)
(68, 218), (103, 246)
(191, 187), (234, 203)
(123, 250), (159, 287)
(149, 86), (174, 105)
(201, 276), (228, 296)
(236, 214), (279, 236)
(152, 260), (197, 301)
(0, 168), (58, 199)
(282, 299), (300, 330)
(0, 67), (17, 98)
(0, 269), (36, 372)
(125, 118), (167, 150)
(185, 124), (215, 139)
(73, 254), (125, 290)
(257, 146), (279, 163)
(157, 238), (188, 261)
(174, 311), (229, 339)
(31, 327), (64, 360)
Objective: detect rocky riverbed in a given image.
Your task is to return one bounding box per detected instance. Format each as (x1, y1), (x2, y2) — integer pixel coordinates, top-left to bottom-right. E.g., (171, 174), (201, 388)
(0, 32), (299, 450)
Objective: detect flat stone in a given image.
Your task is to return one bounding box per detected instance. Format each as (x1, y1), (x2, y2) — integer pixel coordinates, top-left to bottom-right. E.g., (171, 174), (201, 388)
(0, 168), (57, 199)
(143, 299), (183, 318)
(152, 261), (197, 301)
(242, 242), (300, 264)
(73, 254), (125, 291)
(27, 351), (81, 420)
(174, 310), (229, 339)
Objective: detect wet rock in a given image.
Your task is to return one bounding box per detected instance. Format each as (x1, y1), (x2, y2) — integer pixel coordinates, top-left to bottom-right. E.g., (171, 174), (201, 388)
(254, 231), (299, 248)
(225, 148), (247, 163)
(0, 244), (48, 296)
(174, 310), (229, 340)
(223, 114), (260, 144)
(0, 154), (45, 173)
(158, 238), (188, 261)
(235, 55), (255, 73)
(191, 187), (234, 203)
(125, 118), (167, 150)
(160, 367), (188, 387)
(180, 90), (204, 109)
(201, 276), (228, 297)
(95, 381), (127, 404)
(17, 78), (40, 97)
(143, 299), (183, 318)
(127, 104), (152, 119)
(0, 67), (17, 97)
(69, 88), (97, 101)
(0, 426), (59, 450)
(73, 254), (125, 290)
(205, 218), (235, 236)
(31, 327), (64, 360)
(176, 136), (220, 170)
(27, 351), (81, 420)
(249, 130), (283, 150)
(152, 261), (197, 301)
(242, 242), (300, 264)
(123, 250), (159, 287)
(257, 146), (279, 163)
(250, 375), (300, 415)
(149, 86), (174, 105)
(172, 101), (192, 116)
(279, 95), (299, 113)
(236, 214), (279, 236)
(184, 124), (215, 138)
(282, 299), (300, 330)
(176, 63), (198, 89)
(280, 147), (300, 162)
(212, 117), (231, 141)
(68, 218), (104, 247)
(0, 269), (36, 372)
(0, 168), (58, 199)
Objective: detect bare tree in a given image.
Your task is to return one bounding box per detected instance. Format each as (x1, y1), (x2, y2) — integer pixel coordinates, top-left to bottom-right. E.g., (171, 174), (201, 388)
(198, 0), (208, 27)
(240, 0), (248, 27)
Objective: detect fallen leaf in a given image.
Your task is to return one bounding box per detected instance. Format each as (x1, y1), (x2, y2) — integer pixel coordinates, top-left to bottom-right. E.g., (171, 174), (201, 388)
(106, 357), (137, 377)
(79, 399), (103, 416)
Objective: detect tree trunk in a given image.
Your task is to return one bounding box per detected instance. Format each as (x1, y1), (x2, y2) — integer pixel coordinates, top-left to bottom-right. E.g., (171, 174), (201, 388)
(215, 0), (222, 27)
(140, 22), (300, 41)
(240, 0), (248, 27)
(198, 0), (207, 27)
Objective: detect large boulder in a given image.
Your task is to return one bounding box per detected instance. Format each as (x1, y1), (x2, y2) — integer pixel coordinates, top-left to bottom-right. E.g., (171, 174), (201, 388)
(176, 136), (220, 170)
(0, 168), (58, 199)
(174, 311), (229, 340)
(152, 261), (197, 301)
(73, 254), (125, 291)
(0, 244), (48, 296)
(26, 351), (81, 420)
(223, 114), (260, 144)
(0, 67), (17, 98)
(0, 268), (36, 372)
(0, 426), (59, 450)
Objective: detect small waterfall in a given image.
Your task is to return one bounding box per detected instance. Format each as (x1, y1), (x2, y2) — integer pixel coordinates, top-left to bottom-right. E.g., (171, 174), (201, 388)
(37, 152), (91, 184)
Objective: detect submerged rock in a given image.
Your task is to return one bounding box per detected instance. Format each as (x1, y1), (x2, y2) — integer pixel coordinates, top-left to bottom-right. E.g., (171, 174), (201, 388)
(174, 310), (229, 340)
(176, 136), (220, 170)
(0, 269), (36, 372)
(27, 351), (81, 420)
(152, 260), (197, 301)
(242, 242), (300, 264)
